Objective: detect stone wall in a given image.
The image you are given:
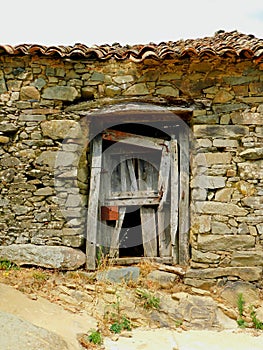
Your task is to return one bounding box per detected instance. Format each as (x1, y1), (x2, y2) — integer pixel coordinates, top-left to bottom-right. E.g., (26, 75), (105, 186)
(0, 53), (262, 280)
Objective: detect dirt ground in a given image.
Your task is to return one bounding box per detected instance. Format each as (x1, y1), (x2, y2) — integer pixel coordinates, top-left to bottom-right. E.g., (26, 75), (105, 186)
(0, 262), (263, 350)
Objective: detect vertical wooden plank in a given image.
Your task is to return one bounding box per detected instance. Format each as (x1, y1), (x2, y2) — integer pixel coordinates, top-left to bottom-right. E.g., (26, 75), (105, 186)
(138, 159), (147, 191)
(158, 205), (171, 257)
(178, 130), (190, 265)
(127, 158), (138, 192)
(170, 138), (179, 264)
(158, 142), (171, 209)
(86, 136), (102, 270)
(158, 142), (171, 257)
(99, 152), (111, 254)
(120, 156), (127, 192)
(109, 207), (126, 258)
(140, 207), (157, 257)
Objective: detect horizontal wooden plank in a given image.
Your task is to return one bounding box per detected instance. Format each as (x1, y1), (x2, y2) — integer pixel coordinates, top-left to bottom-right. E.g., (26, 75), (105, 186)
(110, 257), (173, 265)
(102, 129), (164, 150)
(105, 197), (160, 206)
(110, 190), (159, 199)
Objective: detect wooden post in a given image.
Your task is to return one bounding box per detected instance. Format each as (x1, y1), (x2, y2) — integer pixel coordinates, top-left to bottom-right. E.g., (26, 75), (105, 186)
(170, 138), (179, 263)
(86, 136), (102, 270)
(178, 130), (190, 265)
(158, 141), (171, 257)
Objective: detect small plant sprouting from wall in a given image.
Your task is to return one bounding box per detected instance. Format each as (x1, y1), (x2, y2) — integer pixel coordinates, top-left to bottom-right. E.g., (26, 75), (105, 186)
(236, 293), (263, 329)
(237, 293), (247, 328)
(250, 306), (263, 330)
(136, 289), (160, 310)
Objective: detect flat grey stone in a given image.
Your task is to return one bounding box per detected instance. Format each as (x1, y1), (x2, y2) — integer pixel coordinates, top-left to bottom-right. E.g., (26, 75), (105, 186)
(197, 234), (255, 251)
(97, 267), (140, 283)
(185, 266), (262, 282)
(147, 270), (178, 286)
(0, 311), (69, 350)
(42, 86), (78, 101)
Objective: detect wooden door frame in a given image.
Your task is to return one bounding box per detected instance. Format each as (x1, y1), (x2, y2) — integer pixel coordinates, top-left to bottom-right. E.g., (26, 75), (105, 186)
(85, 104), (191, 269)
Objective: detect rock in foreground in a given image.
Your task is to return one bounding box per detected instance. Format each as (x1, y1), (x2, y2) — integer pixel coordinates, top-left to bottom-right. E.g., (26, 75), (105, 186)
(0, 311), (69, 350)
(0, 244), (86, 270)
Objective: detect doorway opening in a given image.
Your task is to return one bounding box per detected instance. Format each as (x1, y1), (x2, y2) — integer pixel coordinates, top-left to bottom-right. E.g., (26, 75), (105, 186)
(119, 206), (144, 258)
(86, 105), (191, 270)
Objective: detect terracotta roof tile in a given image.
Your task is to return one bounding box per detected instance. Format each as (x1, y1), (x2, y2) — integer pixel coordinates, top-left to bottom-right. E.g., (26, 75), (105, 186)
(0, 31), (262, 62)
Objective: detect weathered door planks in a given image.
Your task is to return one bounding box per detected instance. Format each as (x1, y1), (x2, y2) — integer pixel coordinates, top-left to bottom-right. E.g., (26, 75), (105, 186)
(87, 127), (189, 268)
(178, 131), (190, 265)
(86, 136), (102, 270)
(157, 141), (171, 257)
(140, 207), (157, 257)
(109, 207), (126, 258)
(170, 138), (179, 263)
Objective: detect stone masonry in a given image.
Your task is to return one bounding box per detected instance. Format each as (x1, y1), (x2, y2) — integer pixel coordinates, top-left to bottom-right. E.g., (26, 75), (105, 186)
(0, 32), (262, 284)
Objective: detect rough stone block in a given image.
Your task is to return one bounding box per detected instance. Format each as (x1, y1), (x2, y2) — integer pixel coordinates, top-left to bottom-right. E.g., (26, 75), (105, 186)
(231, 250), (263, 266)
(147, 270), (178, 287)
(185, 266), (262, 282)
(215, 188), (233, 202)
(197, 234), (255, 251)
(213, 90), (234, 103)
(192, 249), (220, 264)
(192, 215), (211, 233)
(213, 139), (238, 148)
(34, 187), (54, 196)
(0, 136), (9, 143)
(193, 125), (249, 138)
(191, 176), (226, 189)
(97, 267), (140, 283)
(156, 86), (179, 97)
(41, 120), (80, 140)
(42, 86), (78, 101)
(20, 86), (40, 101)
(0, 123), (19, 133)
(240, 148), (263, 160)
(195, 201), (248, 216)
(211, 222), (232, 234)
(35, 151), (57, 168)
(123, 83), (149, 95)
(231, 112), (263, 125)
(220, 281), (260, 307)
(193, 153), (232, 166)
(242, 196), (263, 209)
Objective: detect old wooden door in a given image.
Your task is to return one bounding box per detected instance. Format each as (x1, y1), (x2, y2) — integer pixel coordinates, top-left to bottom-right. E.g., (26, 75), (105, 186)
(86, 128), (186, 270)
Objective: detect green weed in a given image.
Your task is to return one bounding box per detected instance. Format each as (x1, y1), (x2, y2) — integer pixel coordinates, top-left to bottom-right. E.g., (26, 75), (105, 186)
(110, 316), (132, 334)
(250, 307), (263, 330)
(136, 289), (160, 310)
(174, 319), (183, 327)
(88, 329), (103, 345)
(0, 259), (18, 271)
(237, 293), (245, 317)
(104, 295), (132, 334)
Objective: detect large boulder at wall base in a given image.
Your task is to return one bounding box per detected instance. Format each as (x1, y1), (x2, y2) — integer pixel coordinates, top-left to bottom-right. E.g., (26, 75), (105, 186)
(0, 244), (86, 270)
(0, 311), (69, 350)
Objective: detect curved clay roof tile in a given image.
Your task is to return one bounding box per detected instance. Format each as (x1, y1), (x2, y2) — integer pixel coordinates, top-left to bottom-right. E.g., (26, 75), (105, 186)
(0, 31), (262, 61)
